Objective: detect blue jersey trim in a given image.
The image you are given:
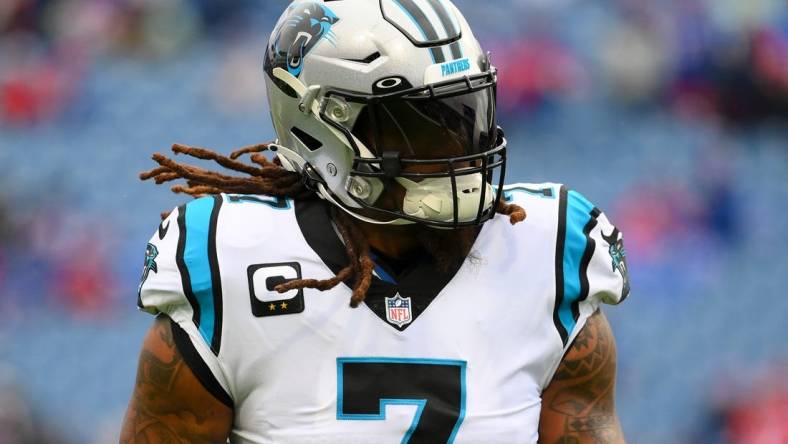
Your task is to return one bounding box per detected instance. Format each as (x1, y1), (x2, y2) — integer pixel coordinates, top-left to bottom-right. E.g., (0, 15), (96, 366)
(183, 197), (218, 348)
(448, 360), (467, 444)
(558, 191), (596, 338)
(369, 253), (398, 285)
(502, 185), (556, 201)
(337, 357), (467, 444)
(226, 194), (292, 210)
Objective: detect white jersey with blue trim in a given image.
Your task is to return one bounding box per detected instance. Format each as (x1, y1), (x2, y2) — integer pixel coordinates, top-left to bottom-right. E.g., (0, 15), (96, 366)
(137, 183), (628, 444)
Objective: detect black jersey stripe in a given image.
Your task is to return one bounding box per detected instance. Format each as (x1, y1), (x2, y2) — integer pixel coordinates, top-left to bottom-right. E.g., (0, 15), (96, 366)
(169, 317), (233, 409)
(176, 197), (225, 356)
(571, 212), (599, 321)
(207, 195), (224, 355)
(556, 191), (599, 344)
(175, 204), (202, 329)
(553, 186), (569, 345)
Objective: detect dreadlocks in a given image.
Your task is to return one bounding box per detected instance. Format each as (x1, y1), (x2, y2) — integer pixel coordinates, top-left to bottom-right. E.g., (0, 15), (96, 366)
(141, 143), (526, 308)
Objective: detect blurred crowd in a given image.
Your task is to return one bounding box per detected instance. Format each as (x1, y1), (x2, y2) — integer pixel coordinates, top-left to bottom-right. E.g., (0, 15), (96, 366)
(0, 0), (269, 319)
(0, 0), (263, 125)
(0, 195), (118, 321)
(2, 0), (787, 127)
(0, 0), (786, 442)
(491, 0), (788, 124)
(0, 366), (61, 444)
(695, 366), (788, 444)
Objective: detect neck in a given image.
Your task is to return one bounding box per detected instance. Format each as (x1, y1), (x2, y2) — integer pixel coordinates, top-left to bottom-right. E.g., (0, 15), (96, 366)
(354, 217), (482, 275)
(356, 221), (422, 259)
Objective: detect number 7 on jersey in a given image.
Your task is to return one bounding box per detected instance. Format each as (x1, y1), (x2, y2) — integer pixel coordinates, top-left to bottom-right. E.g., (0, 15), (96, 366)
(337, 358), (467, 444)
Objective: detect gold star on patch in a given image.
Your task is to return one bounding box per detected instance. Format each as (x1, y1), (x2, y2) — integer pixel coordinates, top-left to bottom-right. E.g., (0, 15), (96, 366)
(269, 303), (276, 311)
(280, 302), (289, 310)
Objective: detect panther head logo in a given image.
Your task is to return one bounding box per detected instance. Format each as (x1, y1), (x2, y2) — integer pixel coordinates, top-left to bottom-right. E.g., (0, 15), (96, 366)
(265, 2), (340, 77)
(138, 243), (159, 297)
(601, 227), (630, 300)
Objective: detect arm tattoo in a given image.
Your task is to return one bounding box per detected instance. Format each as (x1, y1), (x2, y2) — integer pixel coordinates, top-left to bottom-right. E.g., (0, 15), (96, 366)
(542, 310), (625, 444)
(120, 316), (231, 443)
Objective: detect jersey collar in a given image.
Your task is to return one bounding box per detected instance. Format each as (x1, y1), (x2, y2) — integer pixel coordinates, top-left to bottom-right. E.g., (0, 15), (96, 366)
(295, 197), (475, 331)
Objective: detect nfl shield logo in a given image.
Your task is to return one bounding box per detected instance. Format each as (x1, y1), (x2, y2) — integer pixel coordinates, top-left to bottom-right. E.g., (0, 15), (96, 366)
(385, 294), (412, 328)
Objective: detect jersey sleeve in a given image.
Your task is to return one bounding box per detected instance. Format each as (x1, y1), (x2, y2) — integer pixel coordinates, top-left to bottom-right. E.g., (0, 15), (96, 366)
(137, 207), (186, 316)
(554, 187), (629, 350)
(137, 198), (234, 404)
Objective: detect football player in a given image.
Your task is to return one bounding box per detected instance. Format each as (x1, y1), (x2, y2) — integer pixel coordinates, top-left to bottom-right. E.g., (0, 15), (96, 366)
(121, 1), (630, 443)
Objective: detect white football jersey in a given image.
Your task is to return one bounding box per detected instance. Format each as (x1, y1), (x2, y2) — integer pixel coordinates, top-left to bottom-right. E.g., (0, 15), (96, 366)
(137, 183), (628, 444)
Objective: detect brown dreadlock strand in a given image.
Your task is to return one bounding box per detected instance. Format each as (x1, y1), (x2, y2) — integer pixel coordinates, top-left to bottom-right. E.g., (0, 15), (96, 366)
(272, 206), (374, 307)
(332, 206), (375, 308)
(497, 198), (527, 225)
(229, 143), (270, 160)
(140, 143), (526, 308)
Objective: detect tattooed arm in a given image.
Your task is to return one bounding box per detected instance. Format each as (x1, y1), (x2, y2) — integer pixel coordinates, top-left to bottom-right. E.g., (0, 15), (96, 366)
(120, 315), (233, 443)
(538, 310), (626, 444)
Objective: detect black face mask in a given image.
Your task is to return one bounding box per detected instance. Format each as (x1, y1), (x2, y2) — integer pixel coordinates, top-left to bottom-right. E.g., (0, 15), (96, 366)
(317, 71), (508, 228)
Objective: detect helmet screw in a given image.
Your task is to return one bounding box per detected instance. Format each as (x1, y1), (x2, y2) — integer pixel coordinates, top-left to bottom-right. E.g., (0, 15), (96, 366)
(327, 97), (351, 122)
(348, 177), (371, 199)
(298, 103), (307, 112)
(327, 163), (337, 176)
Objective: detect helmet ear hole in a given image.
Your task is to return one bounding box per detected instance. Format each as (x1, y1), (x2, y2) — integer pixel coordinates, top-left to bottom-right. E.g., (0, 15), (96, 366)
(291, 127), (323, 152)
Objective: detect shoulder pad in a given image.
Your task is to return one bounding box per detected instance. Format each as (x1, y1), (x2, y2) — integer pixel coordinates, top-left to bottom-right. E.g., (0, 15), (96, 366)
(553, 186), (629, 347)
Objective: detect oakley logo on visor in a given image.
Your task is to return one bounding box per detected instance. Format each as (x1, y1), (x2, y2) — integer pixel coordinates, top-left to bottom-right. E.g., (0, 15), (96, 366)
(372, 76), (413, 94)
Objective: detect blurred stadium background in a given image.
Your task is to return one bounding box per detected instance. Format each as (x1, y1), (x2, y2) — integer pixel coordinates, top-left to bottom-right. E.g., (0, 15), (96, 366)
(1, 0), (787, 442)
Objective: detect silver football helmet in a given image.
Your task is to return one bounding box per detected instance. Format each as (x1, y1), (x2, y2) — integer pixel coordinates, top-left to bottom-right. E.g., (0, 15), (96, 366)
(264, 0), (506, 228)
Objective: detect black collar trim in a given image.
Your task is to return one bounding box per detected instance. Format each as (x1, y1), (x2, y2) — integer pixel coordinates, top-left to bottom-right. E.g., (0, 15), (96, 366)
(294, 198), (471, 331)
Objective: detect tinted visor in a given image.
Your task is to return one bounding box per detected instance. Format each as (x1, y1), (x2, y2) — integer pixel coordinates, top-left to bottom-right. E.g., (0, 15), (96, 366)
(351, 87), (496, 159)
(320, 72), (498, 161)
